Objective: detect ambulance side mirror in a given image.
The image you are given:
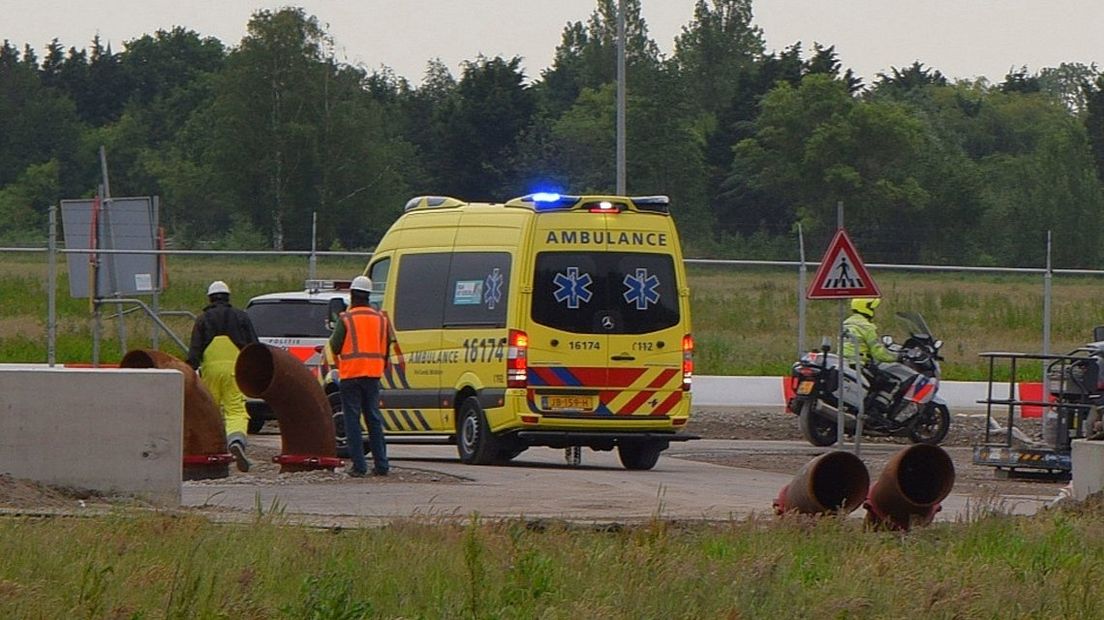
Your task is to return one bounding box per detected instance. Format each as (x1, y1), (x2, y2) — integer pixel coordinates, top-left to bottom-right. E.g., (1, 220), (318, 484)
(326, 297), (347, 331)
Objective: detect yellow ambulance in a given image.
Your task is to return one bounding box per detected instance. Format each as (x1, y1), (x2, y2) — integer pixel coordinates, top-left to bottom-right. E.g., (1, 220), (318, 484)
(360, 193), (694, 470)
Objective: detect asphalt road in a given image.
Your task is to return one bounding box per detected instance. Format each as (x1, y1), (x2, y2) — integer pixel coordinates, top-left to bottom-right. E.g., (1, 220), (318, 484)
(181, 436), (1057, 526)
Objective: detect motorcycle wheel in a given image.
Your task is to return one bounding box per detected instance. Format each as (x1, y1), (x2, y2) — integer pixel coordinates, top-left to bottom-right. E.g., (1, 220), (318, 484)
(798, 400), (838, 447)
(908, 402), (951, 445)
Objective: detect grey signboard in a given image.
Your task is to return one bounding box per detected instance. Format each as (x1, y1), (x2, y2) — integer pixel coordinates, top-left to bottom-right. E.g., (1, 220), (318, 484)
(61, 197), (159, 298)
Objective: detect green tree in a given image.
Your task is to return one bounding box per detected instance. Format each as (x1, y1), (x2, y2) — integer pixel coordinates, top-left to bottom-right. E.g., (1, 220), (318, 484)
(0, 43), (83, 195)
(432, 56), (536, 200)
(673, 0), (764, 114)
(1085, 75), (1104, 183)
(725, 74), (948, 261)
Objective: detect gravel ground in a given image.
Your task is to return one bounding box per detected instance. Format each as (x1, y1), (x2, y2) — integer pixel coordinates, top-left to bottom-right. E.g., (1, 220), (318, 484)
(0, 408), (1070, 510)
(684, 407), (1067, 498)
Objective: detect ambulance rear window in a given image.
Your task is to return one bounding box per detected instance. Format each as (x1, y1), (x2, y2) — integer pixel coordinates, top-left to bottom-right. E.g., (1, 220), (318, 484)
(246, 300), (332, 338)
(532, 252), (680, 334)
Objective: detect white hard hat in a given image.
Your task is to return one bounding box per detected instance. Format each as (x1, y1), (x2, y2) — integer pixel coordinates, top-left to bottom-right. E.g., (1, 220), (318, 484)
(207, 280), (230, 296)
(350, 275), (372, 293)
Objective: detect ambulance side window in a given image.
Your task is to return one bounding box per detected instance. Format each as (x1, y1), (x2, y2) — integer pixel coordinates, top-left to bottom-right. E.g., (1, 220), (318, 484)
(443, 252), (510, 328)
(368, 258), (390, 310)
(393, 253), (450, 330)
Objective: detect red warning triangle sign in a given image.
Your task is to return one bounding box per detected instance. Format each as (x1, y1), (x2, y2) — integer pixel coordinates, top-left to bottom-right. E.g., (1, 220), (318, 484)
(806, 228), (880, 299)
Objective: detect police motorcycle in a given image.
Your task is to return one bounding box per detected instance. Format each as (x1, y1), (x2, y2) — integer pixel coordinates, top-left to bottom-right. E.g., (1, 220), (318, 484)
(787, 312), (951, 447)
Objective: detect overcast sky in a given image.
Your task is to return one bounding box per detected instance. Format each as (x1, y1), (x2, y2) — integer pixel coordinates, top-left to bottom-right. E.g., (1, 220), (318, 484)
(2, 1), (1101, 86)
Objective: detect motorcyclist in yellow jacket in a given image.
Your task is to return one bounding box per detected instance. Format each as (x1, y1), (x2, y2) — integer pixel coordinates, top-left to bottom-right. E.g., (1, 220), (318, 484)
(187, 280), (259, 472)
(842, 298), (897, 365)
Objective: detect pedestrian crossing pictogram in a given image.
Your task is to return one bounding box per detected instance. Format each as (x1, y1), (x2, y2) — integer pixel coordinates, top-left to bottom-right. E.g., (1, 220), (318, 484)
(806, 228), (880, 299)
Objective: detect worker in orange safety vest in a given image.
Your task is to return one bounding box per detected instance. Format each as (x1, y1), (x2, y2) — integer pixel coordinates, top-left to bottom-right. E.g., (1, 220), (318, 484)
(329, 275), (393, 477)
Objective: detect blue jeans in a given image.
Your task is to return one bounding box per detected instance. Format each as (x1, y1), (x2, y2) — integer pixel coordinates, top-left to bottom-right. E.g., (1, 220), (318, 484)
(339, 377), (389, 474)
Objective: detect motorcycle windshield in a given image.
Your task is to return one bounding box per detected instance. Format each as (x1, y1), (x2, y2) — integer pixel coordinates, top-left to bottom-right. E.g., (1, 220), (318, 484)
(895, 311), (932, 339)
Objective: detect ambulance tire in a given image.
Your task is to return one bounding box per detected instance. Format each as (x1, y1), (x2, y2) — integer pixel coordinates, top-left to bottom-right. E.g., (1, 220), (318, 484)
(617, 442), (662, 470)
(458, 397), (499, 465)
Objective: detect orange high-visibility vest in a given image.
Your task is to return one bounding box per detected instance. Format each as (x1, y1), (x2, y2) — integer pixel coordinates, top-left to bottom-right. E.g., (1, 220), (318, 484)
(339, 307), (389, 378)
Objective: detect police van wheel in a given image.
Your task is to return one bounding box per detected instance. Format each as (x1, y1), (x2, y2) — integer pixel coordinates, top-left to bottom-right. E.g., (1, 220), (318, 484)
(617, 442), (661, 470)
(458, 397), (498, 465)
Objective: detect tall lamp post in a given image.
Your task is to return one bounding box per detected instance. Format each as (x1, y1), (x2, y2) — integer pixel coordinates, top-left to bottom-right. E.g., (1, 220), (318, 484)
(616, 0), (626, 195)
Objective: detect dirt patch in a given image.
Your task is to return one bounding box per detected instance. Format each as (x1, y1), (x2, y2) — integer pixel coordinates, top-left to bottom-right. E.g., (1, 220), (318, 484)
(685, 407), (1067, 497)
(0, 474), (153, 511)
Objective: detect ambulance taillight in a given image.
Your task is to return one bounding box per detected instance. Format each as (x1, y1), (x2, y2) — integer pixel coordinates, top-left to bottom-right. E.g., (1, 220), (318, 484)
(507, 329), (528, 388)
(682, 334), (694, 390)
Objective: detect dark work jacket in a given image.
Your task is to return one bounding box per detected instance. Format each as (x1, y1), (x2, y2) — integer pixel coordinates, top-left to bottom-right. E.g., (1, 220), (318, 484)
(186, 300), (259, 369)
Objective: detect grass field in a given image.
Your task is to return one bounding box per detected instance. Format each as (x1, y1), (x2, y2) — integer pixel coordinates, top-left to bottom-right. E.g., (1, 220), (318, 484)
(1, 254), (1100, 380)
(2, 508), (1103, 618)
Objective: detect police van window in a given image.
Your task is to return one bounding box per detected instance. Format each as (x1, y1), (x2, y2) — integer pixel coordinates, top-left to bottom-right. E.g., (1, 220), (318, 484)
(444, 252), (510, 328)
(246, 301), (332, 338)
(368, 257), (390, 309)
(394, 253), (450, 330)
(532, 252), (679, 335)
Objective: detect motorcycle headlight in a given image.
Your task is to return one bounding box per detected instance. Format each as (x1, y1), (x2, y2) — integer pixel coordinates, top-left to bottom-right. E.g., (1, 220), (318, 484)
(933, 339), (943, 350)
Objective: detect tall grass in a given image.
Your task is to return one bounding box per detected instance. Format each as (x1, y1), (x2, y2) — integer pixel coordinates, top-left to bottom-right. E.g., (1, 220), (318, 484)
(1, 254), (1098, 379)
(1, 510), (1103, 617)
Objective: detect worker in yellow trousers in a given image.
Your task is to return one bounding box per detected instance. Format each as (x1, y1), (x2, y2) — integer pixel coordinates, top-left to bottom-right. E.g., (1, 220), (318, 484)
(187, 280), (259, 471)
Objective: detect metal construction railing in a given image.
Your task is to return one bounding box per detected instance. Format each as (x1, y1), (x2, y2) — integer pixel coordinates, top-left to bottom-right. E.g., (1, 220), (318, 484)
(3, 221), (1102, 367)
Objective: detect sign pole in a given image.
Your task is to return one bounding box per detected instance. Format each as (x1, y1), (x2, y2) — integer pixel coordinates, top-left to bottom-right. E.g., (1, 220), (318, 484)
(835, 202), (846, 447)
(804, 203), (880, 453)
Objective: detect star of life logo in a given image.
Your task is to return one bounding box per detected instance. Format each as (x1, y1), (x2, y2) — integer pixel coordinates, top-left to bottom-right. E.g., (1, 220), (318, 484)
(553, 267), (593, 309)
(623, 268), (660, 310)
(484, 268), (503, 310)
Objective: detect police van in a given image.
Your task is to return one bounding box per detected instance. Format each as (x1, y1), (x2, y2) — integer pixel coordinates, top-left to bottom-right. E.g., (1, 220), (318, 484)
(244, 280), (350, 432)
(357, 193), (694, 470)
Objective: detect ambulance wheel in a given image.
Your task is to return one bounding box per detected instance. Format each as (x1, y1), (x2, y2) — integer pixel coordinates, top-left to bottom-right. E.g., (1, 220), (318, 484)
(617, 442), (661, 470)
(458, 397), (499, 465)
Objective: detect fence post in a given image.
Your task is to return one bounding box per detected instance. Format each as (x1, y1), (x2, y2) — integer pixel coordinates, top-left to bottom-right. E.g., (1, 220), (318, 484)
(151, 196), (160, 349)
(47, 204), (57, 366)
(797, 224), (807, 358)
(1043, 231), (1052, 376)
(309, 211), (318, 281)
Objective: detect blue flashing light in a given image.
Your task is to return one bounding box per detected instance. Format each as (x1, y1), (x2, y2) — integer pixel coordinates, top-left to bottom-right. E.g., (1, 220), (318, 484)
(532, 192), (562, 203)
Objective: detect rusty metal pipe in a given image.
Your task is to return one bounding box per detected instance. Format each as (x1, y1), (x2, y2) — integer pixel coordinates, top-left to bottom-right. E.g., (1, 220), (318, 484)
(774, 450), (870, 515)
(120, 349), (229, 480)
(235, 343), (337, 472)
(865, 444), (956, 530)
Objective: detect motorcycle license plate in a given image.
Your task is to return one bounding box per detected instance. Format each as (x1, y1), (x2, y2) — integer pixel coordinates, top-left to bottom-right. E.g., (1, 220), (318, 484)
(540, 395), (596, 412)
(797, 381), (815, 395)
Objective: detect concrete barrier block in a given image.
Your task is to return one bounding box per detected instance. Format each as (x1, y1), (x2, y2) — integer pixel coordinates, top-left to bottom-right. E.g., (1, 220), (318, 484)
(1072, 439), (1104, 500)
(0, 367), (183, 505)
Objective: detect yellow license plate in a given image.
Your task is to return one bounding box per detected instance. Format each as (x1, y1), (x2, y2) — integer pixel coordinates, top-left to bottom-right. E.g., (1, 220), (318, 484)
(540, 395), (597, 412)
(797, 381), (815, 395)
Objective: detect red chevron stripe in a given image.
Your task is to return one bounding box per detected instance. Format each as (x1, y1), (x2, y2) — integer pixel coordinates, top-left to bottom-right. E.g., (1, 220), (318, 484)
(607, 367), (648, 387)
(571, 367), (608, 385)
(618, 389), (656, 415)
(647, 368), (679, 389)
(531, 366), (564, 386)
(653, 391), (683, 415)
